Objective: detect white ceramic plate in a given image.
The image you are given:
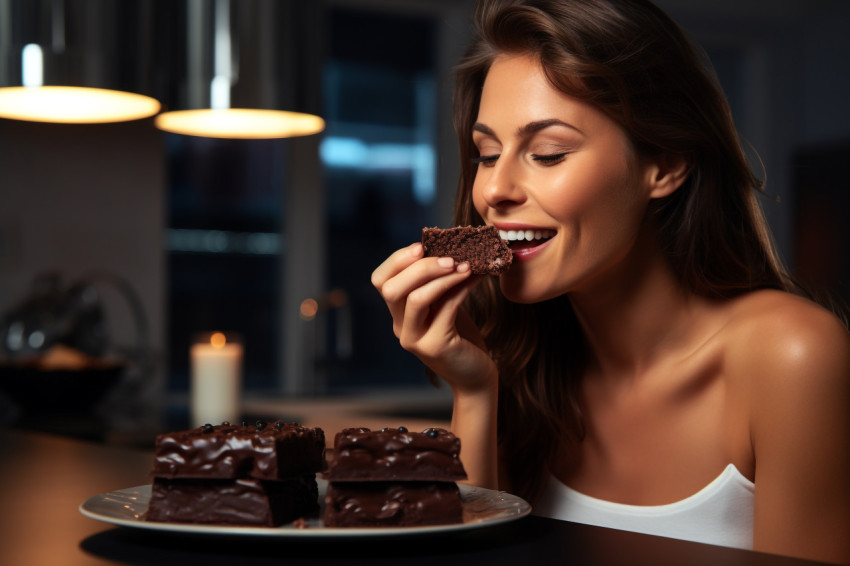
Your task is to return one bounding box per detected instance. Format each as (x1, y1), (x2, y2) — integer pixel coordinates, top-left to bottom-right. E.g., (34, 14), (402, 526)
(79, 479), (531, 538)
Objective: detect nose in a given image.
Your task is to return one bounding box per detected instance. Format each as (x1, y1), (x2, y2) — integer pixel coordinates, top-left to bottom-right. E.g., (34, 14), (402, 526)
(477, 158), (526, 210)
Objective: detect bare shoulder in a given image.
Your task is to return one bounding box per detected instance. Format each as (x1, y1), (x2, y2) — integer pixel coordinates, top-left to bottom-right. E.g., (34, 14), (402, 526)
(722, 289), (850, 384)
(717, 289), (850, 455)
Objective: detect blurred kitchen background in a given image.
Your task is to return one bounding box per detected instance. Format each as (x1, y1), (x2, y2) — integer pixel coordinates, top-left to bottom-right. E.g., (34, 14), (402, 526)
(1, 0), (848, 443)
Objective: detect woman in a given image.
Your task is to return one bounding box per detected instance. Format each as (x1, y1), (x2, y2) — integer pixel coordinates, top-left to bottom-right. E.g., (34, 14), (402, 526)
(371, 0), (850, 562)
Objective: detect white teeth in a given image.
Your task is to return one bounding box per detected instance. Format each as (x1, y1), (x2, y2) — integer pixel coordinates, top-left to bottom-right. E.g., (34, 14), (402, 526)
(499, 229), (555, 242)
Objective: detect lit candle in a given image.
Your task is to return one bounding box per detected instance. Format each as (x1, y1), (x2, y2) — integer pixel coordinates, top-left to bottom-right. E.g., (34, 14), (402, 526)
(190, 332), (243, 428)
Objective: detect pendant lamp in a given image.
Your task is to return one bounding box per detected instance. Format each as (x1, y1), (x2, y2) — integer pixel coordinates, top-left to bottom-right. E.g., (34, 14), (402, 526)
(153, 0), (324, 139)
(0, 0), (160, 124)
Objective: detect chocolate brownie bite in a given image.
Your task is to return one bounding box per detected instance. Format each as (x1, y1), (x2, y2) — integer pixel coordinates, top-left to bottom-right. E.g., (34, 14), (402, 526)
(324, 481), (463, 527)
(146, 476), (319, 527)
(327, 427), (467, 483)
(145, 420), (326, 526)
(151, 420), (326, 480)
(323, 427), (467, 528)
(421, 225), (512, 275)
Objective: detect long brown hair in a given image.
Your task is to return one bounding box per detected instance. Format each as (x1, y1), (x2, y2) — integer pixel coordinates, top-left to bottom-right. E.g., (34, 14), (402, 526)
(451, 0), (802, 501)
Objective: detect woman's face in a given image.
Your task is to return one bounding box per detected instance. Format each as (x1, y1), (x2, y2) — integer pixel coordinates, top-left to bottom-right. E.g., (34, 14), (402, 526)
(472, 53), (657, 303)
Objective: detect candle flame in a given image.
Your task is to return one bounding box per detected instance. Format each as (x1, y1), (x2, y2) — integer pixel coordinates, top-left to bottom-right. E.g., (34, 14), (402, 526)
(210, 332), (227, 348)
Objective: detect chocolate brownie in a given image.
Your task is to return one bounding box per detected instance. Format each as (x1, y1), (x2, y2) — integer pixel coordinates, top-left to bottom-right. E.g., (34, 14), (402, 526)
(327, 427), (467, 482)
(145, 476), (319, 526)
(421, 225), (512, 275)
(323, 481), (463, 527)
(145, 420), (326, 527)
(151, 421), (326, 480)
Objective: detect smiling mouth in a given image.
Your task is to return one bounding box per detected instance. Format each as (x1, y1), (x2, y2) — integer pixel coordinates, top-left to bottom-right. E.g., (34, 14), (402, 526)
(499, 229), (555, 250)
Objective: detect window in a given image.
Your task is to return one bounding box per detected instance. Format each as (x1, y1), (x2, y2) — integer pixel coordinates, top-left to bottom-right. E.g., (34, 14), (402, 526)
(165, 135), (285, 395)
(318, 7), (439, 393)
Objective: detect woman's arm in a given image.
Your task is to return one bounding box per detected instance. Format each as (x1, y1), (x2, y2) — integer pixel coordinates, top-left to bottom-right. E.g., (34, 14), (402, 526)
(452, 376), (500, 490)
(742, 298), (850, 564)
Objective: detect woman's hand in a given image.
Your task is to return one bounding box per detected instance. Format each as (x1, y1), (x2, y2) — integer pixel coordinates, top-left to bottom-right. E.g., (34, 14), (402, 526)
(371, 242), (497, 393)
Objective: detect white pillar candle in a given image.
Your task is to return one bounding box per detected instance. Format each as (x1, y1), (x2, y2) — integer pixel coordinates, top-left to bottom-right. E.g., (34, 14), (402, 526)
(190, 331), (243, 428)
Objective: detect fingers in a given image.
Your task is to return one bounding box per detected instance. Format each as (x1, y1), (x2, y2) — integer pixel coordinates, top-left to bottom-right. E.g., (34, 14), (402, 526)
(371, 242), (424, 291)
(401, 265), (473, 342)
(400, 273), (480, 358)
(374, 245), (471, 331)
(429, 275), (481, 334)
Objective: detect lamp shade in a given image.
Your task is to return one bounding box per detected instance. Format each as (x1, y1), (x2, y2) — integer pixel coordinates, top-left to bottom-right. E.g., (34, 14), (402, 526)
(152, 0), (324, 139)
(154, 108), (324, 139)
(0, 85), (160, 124)
(0, 0), (161, 124)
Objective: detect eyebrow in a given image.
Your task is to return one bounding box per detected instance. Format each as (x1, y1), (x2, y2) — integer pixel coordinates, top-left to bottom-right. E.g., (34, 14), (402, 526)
(472, 118), (583, 138)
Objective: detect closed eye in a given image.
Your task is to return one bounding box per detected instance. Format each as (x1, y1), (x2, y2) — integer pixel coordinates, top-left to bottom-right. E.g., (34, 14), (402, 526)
(531, 152), (569, 165)
(472, 154), (499, 167)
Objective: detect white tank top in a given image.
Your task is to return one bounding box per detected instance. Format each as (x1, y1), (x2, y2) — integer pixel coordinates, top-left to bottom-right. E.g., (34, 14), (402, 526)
(533, 464), (755, 550)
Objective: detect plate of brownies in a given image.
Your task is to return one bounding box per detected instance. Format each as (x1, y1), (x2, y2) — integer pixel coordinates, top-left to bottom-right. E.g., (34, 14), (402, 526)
(79, 423), (531, 537)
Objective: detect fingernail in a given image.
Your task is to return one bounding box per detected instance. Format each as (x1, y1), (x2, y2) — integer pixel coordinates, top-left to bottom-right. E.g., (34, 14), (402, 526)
(437, 257), (456, 268)
(456, 262), (470, 273)
(409, 243), (423, 257)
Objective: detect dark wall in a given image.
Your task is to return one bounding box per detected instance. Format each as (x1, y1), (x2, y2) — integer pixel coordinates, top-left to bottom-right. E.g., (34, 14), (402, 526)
(0, 116), (167, 418)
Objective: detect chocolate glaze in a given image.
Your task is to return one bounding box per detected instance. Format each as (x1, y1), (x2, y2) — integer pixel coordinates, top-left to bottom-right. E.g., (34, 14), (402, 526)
(151, 421), (326, 480)
(323, 481), (463, 527)
(145, 475), (319, 526)
(422, 225), (513, 275)
(328, 427), (467, 482)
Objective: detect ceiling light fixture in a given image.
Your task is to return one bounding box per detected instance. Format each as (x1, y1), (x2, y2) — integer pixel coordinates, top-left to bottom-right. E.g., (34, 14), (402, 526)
(153, 0), (324, 139)
(0, 2), (160, 124)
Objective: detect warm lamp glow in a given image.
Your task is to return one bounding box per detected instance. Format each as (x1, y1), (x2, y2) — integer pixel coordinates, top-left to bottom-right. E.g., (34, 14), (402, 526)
(154, 108), (325, 139)
(0, 86), (161, 124)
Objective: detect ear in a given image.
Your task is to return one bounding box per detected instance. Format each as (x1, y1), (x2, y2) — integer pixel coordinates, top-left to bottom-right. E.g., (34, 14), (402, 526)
(645, 153), (690, 199)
